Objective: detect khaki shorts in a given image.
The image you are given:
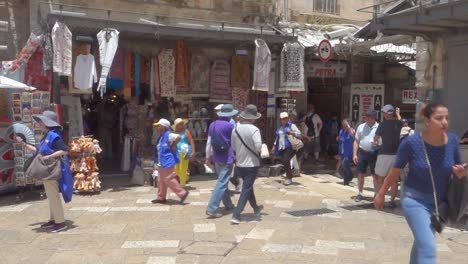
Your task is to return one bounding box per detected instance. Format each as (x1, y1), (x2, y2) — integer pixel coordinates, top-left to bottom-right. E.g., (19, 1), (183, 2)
(375, 154), (396, 177)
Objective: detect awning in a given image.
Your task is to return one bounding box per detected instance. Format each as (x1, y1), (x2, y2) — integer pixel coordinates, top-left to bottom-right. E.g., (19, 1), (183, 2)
(0, 76), (36, 91)
(371, 0), (468, 37)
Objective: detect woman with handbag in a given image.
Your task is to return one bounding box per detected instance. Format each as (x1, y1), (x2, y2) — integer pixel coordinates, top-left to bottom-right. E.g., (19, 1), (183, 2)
(172, 118), (196, 187)
(271, 112), (301, 186)
(18, 110), (73, 233)
(374, 102), (466, 263)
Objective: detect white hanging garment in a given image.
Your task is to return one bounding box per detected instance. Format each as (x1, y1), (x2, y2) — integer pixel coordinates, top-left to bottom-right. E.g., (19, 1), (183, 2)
(97, 28), (120, 97)
(74, 54), (97, 90)
(52, 22), (72, 76)
(252, 39), (271, 91)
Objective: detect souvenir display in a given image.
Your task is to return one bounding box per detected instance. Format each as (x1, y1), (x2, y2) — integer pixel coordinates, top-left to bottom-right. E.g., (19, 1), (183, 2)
(69, 136), (102, 193)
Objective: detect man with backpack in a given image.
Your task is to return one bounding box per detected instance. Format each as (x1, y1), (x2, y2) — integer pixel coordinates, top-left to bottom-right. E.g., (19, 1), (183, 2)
(304, 104), (323, 164)
(205, 104), (238, 218)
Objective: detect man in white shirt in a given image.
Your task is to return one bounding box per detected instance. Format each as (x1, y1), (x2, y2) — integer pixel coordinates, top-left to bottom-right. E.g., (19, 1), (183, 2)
(230, 105), (264, 224)
(353, 108), (380, 202)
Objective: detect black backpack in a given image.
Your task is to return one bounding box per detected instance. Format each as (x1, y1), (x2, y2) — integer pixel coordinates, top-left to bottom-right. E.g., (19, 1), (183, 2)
(305, 113), (316, 137)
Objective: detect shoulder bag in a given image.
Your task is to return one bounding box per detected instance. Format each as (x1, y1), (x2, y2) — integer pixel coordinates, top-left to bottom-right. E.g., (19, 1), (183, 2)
(421, 134), (446, 233)
(25, 153), (62, 181)
(287, 133), (304, 151)
(235, 128), (262, 165)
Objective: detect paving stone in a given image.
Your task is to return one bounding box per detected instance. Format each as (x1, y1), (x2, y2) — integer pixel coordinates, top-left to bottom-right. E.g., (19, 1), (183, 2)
(135, 187), (153, 193)
(274, 201), (293, 209)
(146, 256), (177, 264)
(137, 199), (153, 204)
(189, 201), (208, 206)
(181, 241), (235, 256)
(315, 240), (366, 250)
(262, 243), (302, 253)
(122, 240), (180, 249)
(193, 223), (216, 233)
(301, 245), (338, 256)
(0, 204), (32, 212)
(245, 228), (275, 240)
(93, 198), (115, 203)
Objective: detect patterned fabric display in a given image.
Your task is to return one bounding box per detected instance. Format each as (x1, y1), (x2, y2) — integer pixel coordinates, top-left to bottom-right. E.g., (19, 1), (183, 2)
(252, 39), (271, 91)
(279, 42), (304, 92)
(158, 49), (176, 97)
(232, 87), (250, 110)
(2, 33), (42, 74)
(209, 59), (231, 102)
(24, 46), (52, 92)
(153, 56), (161, 99)
(175, 40), (190, 94)
(231, 55), (250, 89)
(123, 51), (132, 98)
(190, 54), (210, 95)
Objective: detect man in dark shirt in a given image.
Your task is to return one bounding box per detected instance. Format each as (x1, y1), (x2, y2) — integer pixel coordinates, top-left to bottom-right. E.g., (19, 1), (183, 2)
(374, 104), (402, 208)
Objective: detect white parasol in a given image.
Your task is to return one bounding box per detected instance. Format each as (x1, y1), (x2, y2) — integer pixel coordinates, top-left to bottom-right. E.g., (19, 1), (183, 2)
(0, 76), (37, 91)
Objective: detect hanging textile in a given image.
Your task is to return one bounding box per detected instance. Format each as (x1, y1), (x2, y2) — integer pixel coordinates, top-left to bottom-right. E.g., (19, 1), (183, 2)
(131, 53), (136, 97)
(175, 40), (190, 94)
(150, 58), (155, 102)
(108, 47), (124, 89)
(52, 22), (72, 76)
(24, 46), (52, 92)
(140, 56), (146, 84)
(73, 54), (97, 91)
(135, 53), (141, 97)
(232, 87), (249, 110)
(231, 55), (250, 89)
(123, 51), (132, 98)
(2, 33), (42, 74)
(43, 34), (53, 72)
(252, 39), (271, 92)
(209, 59), (231, 102)
(158, 49), (176, 97)
(153, 56), (161, 100)
(267, 54), (278, 118)
(190, 54), (209, 95)
(97, 28), (120, 97)
(279, 42), (304, 92)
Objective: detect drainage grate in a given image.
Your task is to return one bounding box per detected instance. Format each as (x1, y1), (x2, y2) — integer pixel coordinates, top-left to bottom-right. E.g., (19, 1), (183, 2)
(340, 203), (375, 211)
(286, 208), (336, 217)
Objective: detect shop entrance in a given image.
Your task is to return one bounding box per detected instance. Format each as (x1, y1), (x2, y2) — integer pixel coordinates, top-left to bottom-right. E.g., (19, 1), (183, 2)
(307, 78), (342, 120)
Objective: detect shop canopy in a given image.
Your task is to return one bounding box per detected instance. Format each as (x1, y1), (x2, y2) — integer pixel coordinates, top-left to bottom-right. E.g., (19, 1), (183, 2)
(40, 2), (296, 45)
(363, 0), (468, 39)
(0, 76), (37, 91)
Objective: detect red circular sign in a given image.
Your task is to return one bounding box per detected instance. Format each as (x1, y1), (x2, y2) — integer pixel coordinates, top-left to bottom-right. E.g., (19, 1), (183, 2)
(318, 39), (333, 62)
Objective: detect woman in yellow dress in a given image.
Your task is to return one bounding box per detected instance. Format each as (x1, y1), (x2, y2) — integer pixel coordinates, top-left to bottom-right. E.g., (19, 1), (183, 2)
(173, 118), (196, 187)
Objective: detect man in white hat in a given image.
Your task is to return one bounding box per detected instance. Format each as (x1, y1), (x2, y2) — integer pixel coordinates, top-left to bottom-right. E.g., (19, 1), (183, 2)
(374, 104), (402, 208)
(152, 119), (189, 204)
(230, 105), (264, 224)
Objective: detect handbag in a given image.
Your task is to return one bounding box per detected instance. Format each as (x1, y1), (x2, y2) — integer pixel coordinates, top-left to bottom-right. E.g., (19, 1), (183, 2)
(421, 134), (445, 233)
(25, 153), (62, 181)
(260, 144), (270, 159)
(287, 134), (304, 151)
(235, 128), (262, 165)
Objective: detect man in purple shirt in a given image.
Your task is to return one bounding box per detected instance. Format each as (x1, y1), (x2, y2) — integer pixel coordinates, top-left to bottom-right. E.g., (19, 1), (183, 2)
(206, 104), (238, 218)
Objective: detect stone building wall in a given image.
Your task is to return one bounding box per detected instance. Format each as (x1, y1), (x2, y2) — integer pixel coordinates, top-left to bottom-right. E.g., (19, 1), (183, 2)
(0, 0), (30, 61)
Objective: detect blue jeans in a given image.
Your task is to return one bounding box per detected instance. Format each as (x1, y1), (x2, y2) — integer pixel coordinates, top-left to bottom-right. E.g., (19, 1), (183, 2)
(341, 157), (353, 184)
(207, 162), (234, 212)
(401, 196), (437, 264)
(233, 167), (259, 219)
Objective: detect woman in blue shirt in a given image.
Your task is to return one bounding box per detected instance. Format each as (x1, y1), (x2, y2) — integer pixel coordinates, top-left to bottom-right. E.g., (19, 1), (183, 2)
(338, 118), (355, 185)
(375, 102), (466, 264)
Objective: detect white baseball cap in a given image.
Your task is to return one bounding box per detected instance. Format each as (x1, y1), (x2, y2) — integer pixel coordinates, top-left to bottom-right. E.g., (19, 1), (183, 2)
(153, 118), (171, 129)
(214, 104), (224, 111)
(280, 112), (289, 119)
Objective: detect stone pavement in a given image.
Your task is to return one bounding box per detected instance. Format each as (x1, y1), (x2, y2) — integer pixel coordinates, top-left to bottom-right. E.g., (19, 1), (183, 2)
(1, 171), (468, 264)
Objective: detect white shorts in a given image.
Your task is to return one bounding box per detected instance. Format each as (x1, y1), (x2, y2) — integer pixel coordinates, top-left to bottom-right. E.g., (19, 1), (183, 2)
(375, 154), (396, 177)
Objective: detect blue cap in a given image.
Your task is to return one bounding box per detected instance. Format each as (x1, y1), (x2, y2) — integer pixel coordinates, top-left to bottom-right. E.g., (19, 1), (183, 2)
(366, 108), (378, 116)
(382, 104), (395, 113)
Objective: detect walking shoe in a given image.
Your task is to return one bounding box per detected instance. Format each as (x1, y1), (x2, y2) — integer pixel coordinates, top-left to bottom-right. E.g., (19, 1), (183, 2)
(206, 210), (223, 218)
(225, 205), (235, 212)
(283, 178), (292, 186)
(235, 183), (242, 193)
(40, 220), (55, 229)
(231, 217), (241, 225)
(180, 191), (189, 204)
(151, 199), (167, 204)
(387, 201), (397, 209)
(354, 194), (363, 202)
(254, 205), (264, 217)
(50, 223), (67, 233)
(292, 169), (301, 177)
